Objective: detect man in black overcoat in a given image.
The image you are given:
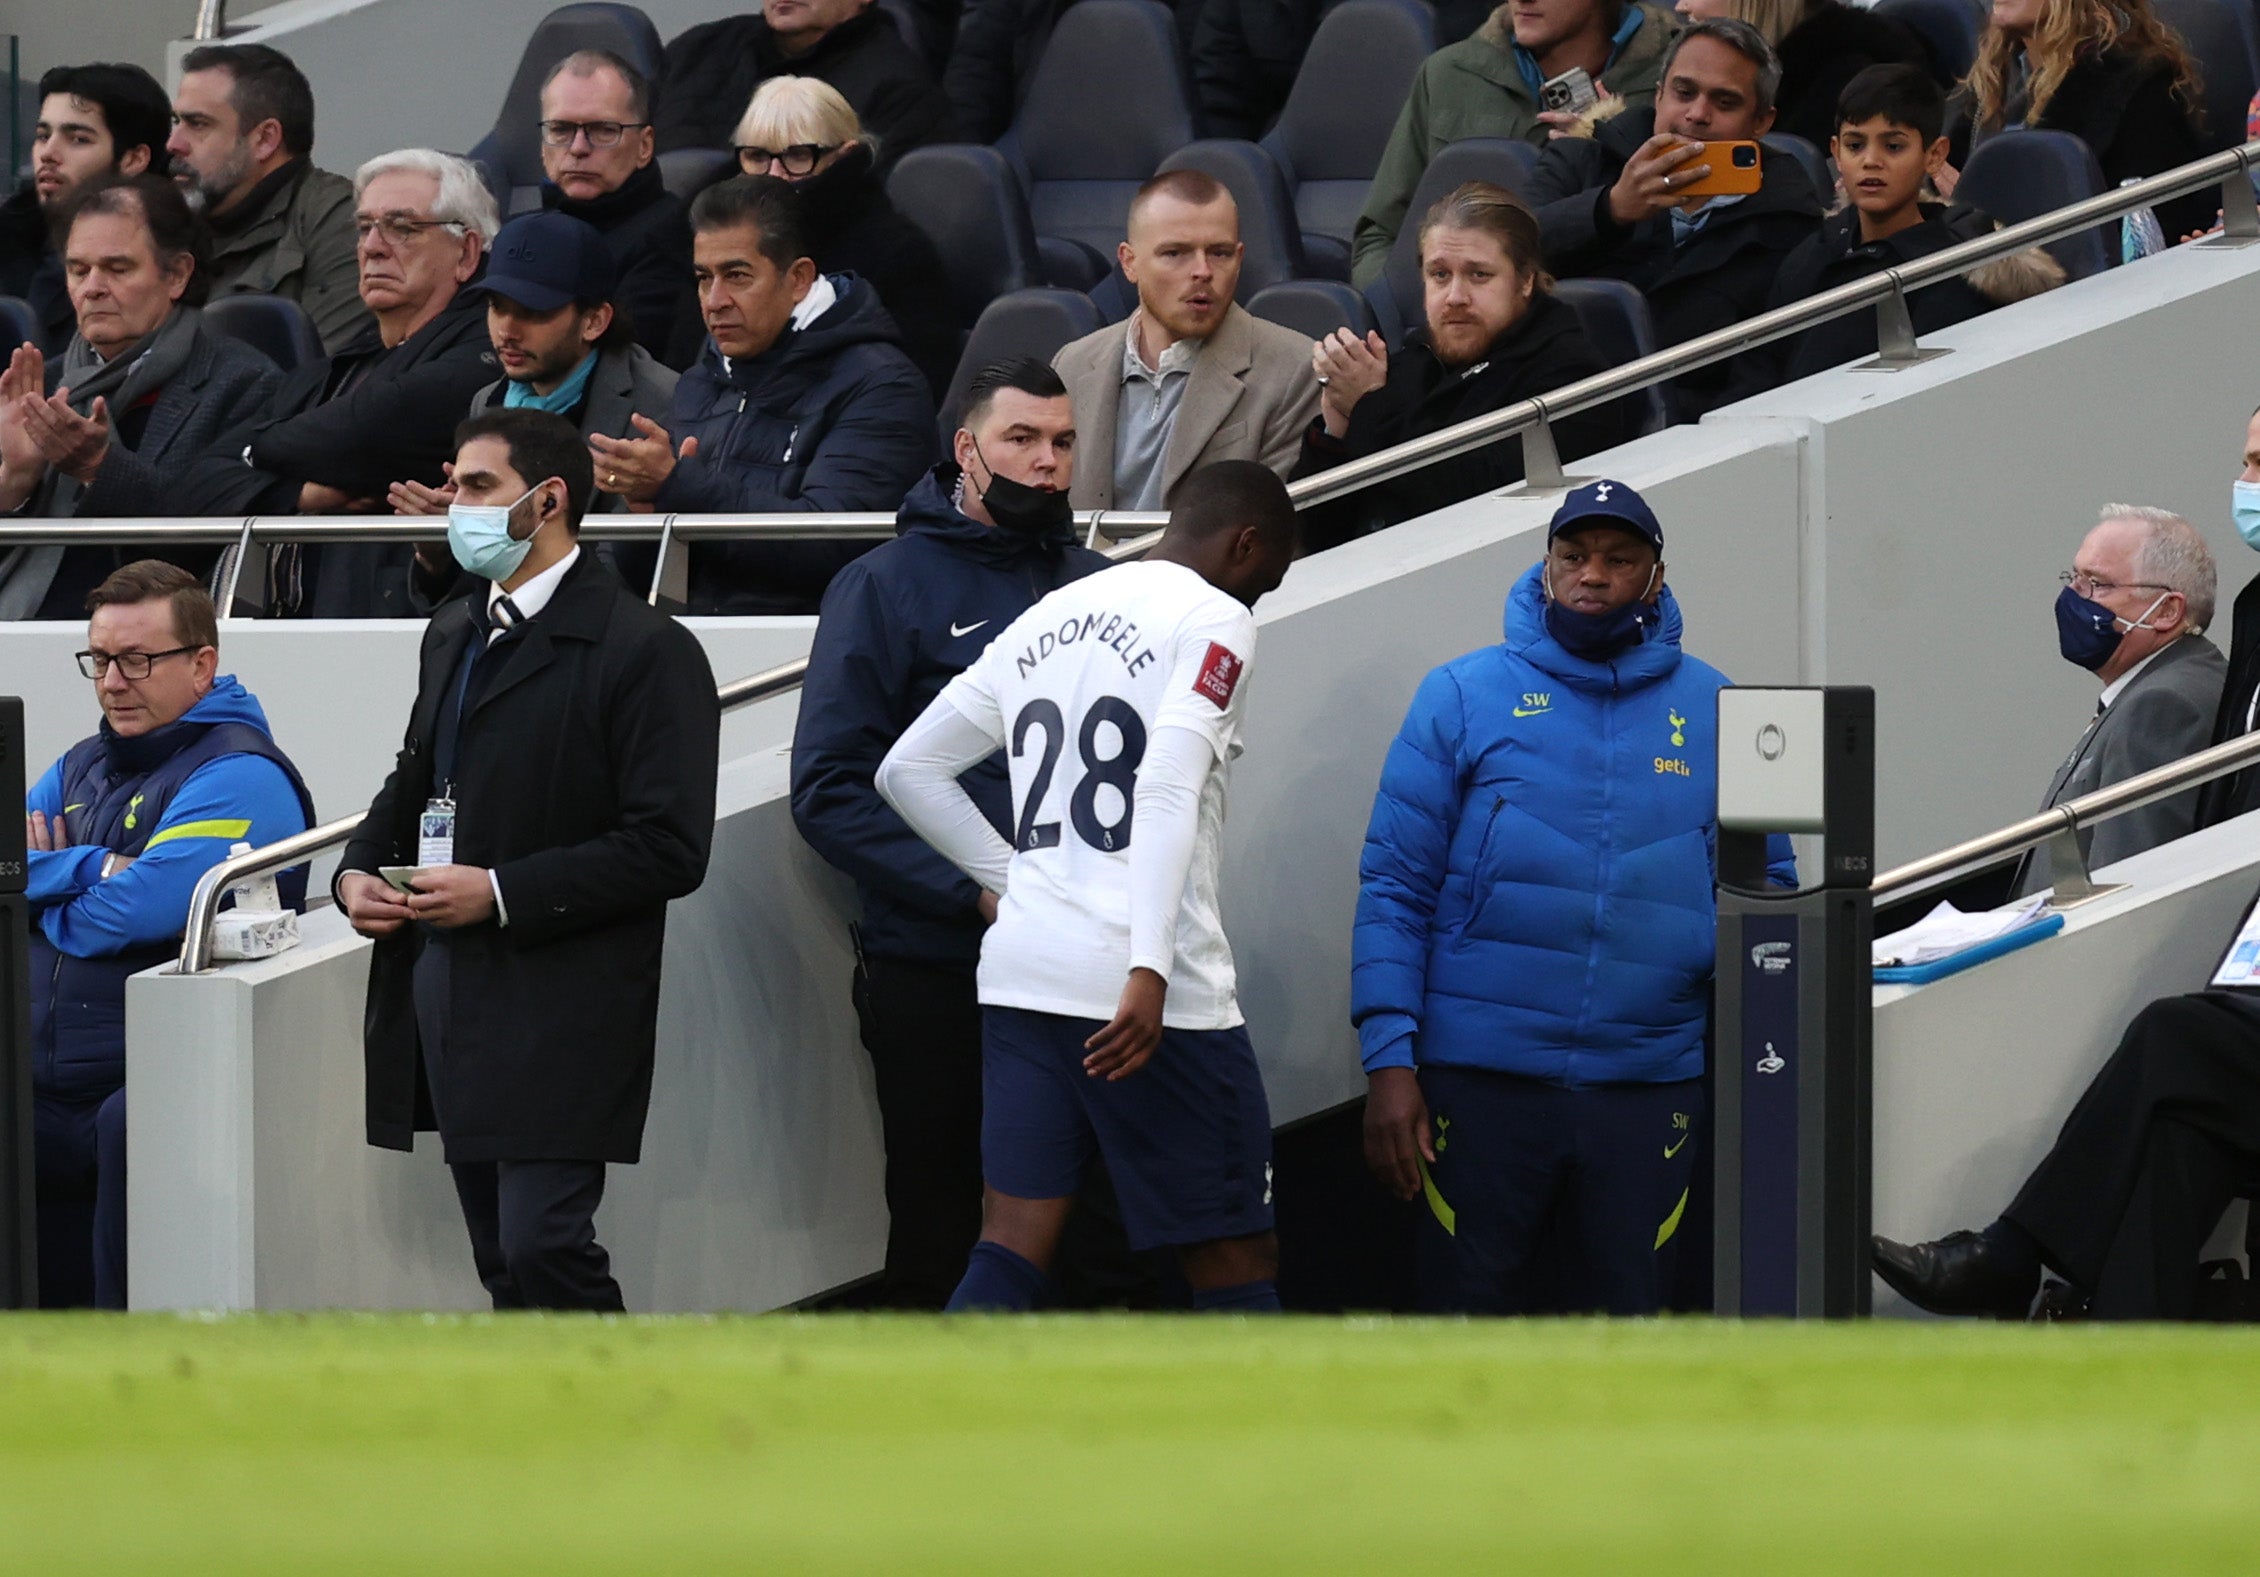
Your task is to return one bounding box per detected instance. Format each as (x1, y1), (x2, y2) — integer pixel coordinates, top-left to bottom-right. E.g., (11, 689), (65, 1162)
(336, 407), (720, 1311)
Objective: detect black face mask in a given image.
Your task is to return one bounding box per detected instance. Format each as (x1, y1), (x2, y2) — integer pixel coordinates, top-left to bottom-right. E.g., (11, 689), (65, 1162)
(971, 444), (1073, 537)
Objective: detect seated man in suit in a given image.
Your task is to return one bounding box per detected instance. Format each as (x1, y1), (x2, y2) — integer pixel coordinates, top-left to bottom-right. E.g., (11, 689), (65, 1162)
(1051, 171), (1320, 513)
(2019, 504), (2224, 895)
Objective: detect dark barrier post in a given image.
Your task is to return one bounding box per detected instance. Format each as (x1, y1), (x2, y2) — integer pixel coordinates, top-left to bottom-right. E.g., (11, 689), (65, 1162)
(0, 696), (32, 1307)
(1711, 687), (1873, 1317)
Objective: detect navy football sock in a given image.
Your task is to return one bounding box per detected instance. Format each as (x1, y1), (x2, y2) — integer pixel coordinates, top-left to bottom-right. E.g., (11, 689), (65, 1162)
(945, 1241), (1047, 1312)
(1191, 1279), (1282, 1313)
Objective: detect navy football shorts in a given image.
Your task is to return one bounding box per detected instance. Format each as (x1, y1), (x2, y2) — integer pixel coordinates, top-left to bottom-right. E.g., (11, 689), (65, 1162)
(980, 1005), (1275, 1253)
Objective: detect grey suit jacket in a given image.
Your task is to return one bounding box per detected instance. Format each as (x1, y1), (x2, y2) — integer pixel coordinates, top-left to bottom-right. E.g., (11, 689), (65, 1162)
(70, 321), (284, 516)
(467, 341), (680, 513)
(2021, 633), (2228, 893)
(1052, 302), (1321, 510)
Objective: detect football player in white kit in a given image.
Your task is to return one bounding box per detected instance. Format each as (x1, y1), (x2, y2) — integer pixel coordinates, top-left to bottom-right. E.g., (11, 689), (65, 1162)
(878, 461), (1298, 1312)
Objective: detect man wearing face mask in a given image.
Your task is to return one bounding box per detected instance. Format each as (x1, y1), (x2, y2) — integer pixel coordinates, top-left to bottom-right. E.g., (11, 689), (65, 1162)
(336, 408), (719, 1312)
(1352, 479), (1794, 1315)
(2196, 407), (2260, 829)
(2017, 505), (2222, 897)
(791, 359), (1110, 1308)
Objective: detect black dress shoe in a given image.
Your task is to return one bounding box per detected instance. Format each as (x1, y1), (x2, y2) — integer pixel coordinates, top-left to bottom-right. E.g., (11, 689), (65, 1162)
(1871, 1231), (2039, 1318)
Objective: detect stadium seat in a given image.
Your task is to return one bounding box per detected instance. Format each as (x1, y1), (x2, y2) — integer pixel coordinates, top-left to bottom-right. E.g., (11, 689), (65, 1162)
(1262, 0), (1438, 280)
(875, 0), (951, 74)
(1156, 140), (1306, 298)
(2155, 0), (2255, 151)
(1364, 137), (1541, 346)
(937, 287), (1107, 439)
(1550, 278), (1668, 438)
(1957, 129), (2114, 279)
(1763, 134), (1834, 203)
(888, 143), (1046, 335)
(465, 3), (666, 214)
(997, 0), (1198, 291)
(0, 295), (36, 352)
(658, 147), (734, 200)
(1873, 0), (1983, 83)
(203, 294), (326, 375)
(1247, 278), (1377, 341)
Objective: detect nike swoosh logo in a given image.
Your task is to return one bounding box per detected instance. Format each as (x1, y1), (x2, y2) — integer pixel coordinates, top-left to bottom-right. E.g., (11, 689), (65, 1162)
(1512, 706), (1550, 718)
(1663, 1135), (1690, 1159)
(949, 620), (988, 638)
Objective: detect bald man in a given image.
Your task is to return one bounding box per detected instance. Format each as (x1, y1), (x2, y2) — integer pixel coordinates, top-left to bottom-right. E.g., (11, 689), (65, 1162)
(1052, 169), (1320, 512)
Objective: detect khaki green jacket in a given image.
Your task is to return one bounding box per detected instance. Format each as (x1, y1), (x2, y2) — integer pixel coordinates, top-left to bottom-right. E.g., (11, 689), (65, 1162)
(205, 162), (372, 355)
(1350, 3), (1681, 287)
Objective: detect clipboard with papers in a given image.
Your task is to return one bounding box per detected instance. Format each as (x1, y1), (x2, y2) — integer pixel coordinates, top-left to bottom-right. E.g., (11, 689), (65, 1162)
(1872, 897), (2067, 985)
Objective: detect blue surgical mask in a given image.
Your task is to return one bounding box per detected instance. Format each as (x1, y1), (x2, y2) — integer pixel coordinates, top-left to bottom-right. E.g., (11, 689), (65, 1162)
(2055, 584), (2166, 672)
(446, 486), (542, 582)
(2234, 479), (2260, 550)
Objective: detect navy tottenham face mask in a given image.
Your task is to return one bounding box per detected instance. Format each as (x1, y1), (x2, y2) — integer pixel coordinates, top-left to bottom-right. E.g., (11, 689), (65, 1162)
(2054, 584), (2165, 672)
(1543, 559), (1661, 659)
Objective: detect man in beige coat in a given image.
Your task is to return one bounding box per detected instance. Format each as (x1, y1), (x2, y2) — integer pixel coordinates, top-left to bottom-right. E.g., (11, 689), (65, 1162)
(1052, 170), (1320, 512)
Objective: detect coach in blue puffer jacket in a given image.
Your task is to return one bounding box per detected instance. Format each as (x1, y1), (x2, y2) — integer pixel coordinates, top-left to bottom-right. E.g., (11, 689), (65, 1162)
(1352, 479), (1791, 1315)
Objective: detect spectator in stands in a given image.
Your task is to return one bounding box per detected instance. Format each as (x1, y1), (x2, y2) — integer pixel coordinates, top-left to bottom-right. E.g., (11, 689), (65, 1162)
(1674, 0), (1927, 147)
(0, 64), (173, 357)
(1875, 984), (2260, 1320)
(338, 410), (719, 1314)
(945, 0), (1209, 143)
(1746, 64), (2062, 388)
(386, 212), (680, 602)
(1051, 171), (1319, 512)
(1525, 17), (1823, 418)
(24, 561), (313, 1306)
(1193, 0), (1341, 140)
(1351, 0), (1683, 287)
(792, 357), (1108, 1308)
(2014, 506), (2222, 894)
(1354, 480), (1793, 1314)
(594, 176), (934, 614)
(1293, 183), (1626, 549)
(729, 76), (958, 397)
(1948, 0), (2209, 239)
(536, 50), (696, 368)
(654, 0), (958, 165)
(0, 178), (281, 619)
(137, 149), (500, 618)
(2198, 405), (2260, 827)
(167, 44), (371, 355)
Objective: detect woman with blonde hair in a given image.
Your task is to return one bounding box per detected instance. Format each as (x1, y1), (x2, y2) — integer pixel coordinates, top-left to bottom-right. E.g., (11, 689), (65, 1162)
(1949, 0), (2207, 234)
(729, 76), (959, 396)
(1675, 0), (1931, 145)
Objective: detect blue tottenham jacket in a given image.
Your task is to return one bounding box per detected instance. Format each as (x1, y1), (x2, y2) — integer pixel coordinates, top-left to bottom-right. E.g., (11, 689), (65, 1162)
(1352, 564), (1794, 1086)
(25, 678), (314, 1101)
(791, 466), (1108, 966)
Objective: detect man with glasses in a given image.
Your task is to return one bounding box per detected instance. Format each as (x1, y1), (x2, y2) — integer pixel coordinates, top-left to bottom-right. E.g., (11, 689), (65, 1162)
(535, 50), (696, 369)
(2015, 505), (2224, 896)
(23, 560), (313, 1306)
(132, 148), (501, 617)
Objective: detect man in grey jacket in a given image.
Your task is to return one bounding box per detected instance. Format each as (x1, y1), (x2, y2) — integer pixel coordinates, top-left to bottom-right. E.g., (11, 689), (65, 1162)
(2023, 504), (2226, 894)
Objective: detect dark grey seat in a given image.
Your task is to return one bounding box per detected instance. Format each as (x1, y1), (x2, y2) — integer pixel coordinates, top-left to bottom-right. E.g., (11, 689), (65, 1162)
(1363, 136), (1541, 345)
(937, 287), (1107, 437)
(0, 295), (37, 354)
(2156, 0), (2255, 151)
(1261, 0), (1436, 280)
(1873, 0), (1982, 82)
(1156, 138), (1306, 296)
(1957, 128), (2113, 278)
(1247, 278), (1375, 340)
(1763, 134), (1833, 203)
(997, 0), (1197, 290)
(466, 3), (666, 213)
(658, 147), (734, 200)
(889, 143), (1047, 339)
(1550, 277), (1666, 438)
(203, 294), (326, 375)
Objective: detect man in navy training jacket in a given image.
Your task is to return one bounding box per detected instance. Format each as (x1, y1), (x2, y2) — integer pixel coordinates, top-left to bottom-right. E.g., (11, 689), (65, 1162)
(1353, 479), (1792, 1315)
(23, 560), (313, 1307)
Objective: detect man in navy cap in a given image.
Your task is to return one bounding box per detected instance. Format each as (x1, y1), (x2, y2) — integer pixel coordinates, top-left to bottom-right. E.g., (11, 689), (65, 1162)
(1350, 479), (1794, 1315)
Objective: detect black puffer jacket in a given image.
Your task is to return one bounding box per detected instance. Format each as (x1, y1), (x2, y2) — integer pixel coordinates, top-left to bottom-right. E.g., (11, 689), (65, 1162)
(794, 145), (959, 397)
(654, 9), (957, 164)
(1771, 1), (1933, 147)
(542, 163), (697, 368)
(1290, 290), (1629, 549)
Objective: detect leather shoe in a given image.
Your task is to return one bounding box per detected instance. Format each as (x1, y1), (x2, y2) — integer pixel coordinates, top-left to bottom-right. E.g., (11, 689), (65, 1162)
(1871, 1230), (2038, 1318)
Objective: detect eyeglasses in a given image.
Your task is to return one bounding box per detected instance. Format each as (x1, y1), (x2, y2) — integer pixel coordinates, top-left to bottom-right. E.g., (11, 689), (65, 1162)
(353, 215), (467, 247)
(78, 645), (198, 680)
(2060, 569), (2171, 600)
(735, 143), (835, 177)
(540, 119), (649, 149)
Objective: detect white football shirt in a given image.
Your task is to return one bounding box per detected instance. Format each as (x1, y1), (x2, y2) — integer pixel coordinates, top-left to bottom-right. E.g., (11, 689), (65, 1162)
(936, 559), (1257, 1029)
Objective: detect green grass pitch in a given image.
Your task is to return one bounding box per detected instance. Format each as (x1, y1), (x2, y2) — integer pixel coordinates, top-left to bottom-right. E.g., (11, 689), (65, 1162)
(3, 1314), (2257, 1573)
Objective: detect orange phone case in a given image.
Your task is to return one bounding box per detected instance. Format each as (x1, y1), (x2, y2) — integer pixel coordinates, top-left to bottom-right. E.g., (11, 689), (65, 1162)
(1677, 141), (1764, 198)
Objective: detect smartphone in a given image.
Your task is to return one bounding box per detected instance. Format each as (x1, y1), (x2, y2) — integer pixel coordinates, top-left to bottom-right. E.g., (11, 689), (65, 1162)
(1677, 140), (1764, 199)
(1539, 66), (1598, 115)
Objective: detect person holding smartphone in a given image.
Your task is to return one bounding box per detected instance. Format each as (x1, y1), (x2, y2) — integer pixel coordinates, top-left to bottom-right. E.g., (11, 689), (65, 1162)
(1523, 16), (1823, 419)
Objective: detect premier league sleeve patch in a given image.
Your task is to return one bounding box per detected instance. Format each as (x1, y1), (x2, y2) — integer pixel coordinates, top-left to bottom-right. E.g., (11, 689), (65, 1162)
(1193, 642), (1245, 710)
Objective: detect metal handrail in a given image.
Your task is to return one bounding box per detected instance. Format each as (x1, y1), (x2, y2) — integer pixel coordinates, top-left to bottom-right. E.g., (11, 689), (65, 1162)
(0, 512), (1167, 547)
(175, 659), (817, 973)
(192, 1), (228, 42)
(1871, 727), (2260, 904)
